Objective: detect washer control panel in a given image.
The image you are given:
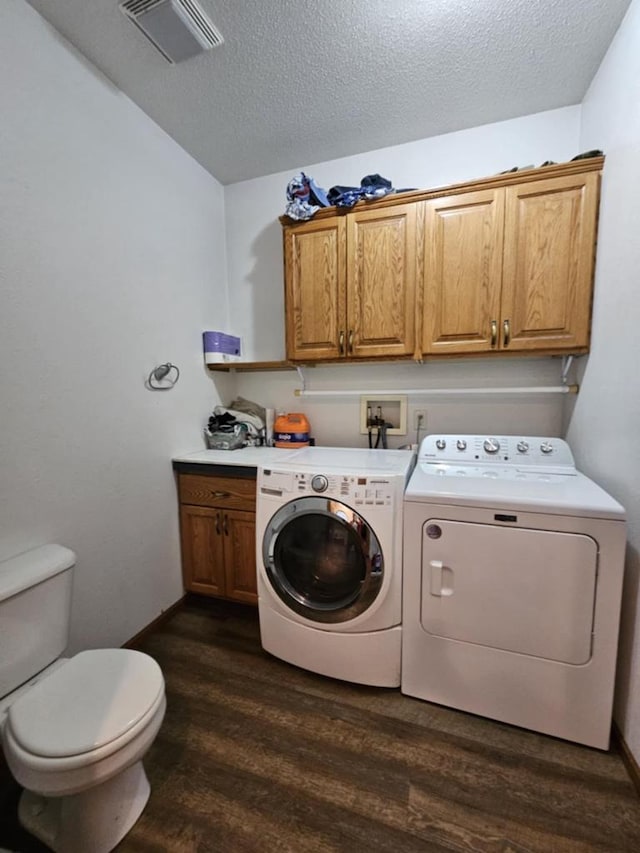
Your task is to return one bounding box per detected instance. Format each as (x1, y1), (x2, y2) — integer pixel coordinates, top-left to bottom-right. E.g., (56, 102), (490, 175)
(260, 468), (395, 507)
(295, 473), (394, 506)
(419, 435), (575, 469)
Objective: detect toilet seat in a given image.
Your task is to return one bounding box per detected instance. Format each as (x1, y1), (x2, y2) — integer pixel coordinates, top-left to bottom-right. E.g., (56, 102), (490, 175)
(3, 692), (166, 798)
(6, 649), (163, 762)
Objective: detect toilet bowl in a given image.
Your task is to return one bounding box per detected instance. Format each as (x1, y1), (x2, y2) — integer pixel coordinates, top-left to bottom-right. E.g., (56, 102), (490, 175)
(0, 544), (167, 852)
(1, 647), (166, 853)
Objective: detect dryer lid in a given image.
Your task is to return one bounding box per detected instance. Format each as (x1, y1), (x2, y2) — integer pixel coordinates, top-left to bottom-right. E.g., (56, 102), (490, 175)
(405, 465), (626, 519)
(7, 649), (164, 758)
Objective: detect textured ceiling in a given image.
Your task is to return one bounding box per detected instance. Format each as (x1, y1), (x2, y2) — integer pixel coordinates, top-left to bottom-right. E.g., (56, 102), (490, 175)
(25, 0), (631, 185)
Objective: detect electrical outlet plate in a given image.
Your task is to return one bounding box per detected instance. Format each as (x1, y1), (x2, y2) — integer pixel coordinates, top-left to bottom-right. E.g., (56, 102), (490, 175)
(414, 409), (427, 429)
(359, 395), (407, 435)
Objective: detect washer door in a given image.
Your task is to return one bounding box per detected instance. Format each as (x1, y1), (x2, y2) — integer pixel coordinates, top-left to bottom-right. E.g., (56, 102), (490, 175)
(262, 497), (384, 623)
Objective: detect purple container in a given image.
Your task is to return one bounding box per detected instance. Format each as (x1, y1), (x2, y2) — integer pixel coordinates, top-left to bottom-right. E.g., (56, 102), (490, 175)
(203, 331), (242, 363)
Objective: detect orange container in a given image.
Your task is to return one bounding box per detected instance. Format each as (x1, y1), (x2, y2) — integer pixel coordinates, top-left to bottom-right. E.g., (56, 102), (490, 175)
(274, 413), (311, 448)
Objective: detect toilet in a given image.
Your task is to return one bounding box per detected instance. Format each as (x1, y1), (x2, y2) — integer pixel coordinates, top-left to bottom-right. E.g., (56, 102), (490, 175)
(0, 544), (166, 853)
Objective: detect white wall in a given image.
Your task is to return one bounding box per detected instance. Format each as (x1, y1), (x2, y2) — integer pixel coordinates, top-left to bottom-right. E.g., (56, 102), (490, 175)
(564, 0), (640, 762)
(235, 360), (567, 449)
(0, 0), (231, 652)
(225, 107), (582, 446)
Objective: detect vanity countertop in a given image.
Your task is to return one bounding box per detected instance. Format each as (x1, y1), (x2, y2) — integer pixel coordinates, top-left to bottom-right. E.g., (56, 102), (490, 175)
(172, 447), (301, 468)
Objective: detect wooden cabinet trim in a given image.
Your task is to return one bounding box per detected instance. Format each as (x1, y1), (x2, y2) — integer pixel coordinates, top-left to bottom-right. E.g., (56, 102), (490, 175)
(173, 462), (256, 478)
(279, 158), (604, 226)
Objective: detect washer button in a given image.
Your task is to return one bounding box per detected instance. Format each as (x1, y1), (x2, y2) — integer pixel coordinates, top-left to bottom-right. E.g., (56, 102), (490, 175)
(311, 475), (328, 493)
(483, 438), (500, 454)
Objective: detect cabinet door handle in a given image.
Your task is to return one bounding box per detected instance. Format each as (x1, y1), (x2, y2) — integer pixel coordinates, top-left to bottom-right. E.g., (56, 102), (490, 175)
(490, 319), (497, 348)
(348, 329), (354, 353)
(503, 319), (511, 347)
(215, 511), (221, 535)
(211, 490), (230, 499)
(223, 514), (229, 536)
(338, 330), (345, 355)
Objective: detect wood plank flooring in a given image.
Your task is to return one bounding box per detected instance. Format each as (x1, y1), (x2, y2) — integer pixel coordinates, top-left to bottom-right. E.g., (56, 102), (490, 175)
(2, 596), (640, 852)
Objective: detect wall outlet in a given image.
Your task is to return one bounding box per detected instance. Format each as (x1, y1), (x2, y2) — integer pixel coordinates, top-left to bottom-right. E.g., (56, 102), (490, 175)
(414, 410), (427, 430)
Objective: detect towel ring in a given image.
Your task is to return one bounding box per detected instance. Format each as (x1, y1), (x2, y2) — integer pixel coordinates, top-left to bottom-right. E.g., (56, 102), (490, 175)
(147, 363), (180, 391)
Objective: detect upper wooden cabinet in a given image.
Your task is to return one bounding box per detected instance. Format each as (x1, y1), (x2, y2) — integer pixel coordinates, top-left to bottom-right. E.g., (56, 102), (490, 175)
(346, 204), (417, 359)
(283, 203), (417, 361)
(421, 170), (600, 354)
(422, 188), (505, 354)
(283, 216), (346, 361)
(282, 159), (602, 362)
(501, 172), (599, 352)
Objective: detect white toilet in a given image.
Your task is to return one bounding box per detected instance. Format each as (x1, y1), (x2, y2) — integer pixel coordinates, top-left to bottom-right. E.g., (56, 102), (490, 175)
(0, 544), (166, 853)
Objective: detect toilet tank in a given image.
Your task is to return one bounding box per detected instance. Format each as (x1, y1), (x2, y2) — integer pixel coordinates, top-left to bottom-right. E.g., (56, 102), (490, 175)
(0, 544), (75, 699)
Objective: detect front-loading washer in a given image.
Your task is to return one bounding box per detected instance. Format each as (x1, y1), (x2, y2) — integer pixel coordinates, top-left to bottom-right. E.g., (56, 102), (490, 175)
(256, 447), (414, 687)
(402, 435), (626, 750)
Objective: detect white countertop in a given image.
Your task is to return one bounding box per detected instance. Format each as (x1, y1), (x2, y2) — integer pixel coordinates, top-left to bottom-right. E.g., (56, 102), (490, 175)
(172, 447), (301, 468)
(173, 445), (416, 472)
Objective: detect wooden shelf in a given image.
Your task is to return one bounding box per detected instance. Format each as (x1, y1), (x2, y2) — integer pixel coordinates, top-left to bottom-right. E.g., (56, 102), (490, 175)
(206, 360), (297, 373)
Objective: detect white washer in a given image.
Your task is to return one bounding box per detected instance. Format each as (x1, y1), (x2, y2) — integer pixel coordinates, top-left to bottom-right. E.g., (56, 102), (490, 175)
(402, 435), (626, 750)
(256, 447), (414, 687)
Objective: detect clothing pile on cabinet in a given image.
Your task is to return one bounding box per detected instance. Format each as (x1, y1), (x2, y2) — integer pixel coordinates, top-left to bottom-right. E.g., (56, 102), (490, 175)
(205, 397), (266, 450)
(284, 172), (415, 221)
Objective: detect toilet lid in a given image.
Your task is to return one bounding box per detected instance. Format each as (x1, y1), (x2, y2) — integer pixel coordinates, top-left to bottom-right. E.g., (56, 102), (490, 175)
(7, 649), (164, 758)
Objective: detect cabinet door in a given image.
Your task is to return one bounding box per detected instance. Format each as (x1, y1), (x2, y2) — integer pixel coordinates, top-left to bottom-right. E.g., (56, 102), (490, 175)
(501, 172), (599, 351)
(222, 510), (258, 605)
(179, 505), (226, 596)
(422, 190), (504, 354)
(283, 217), (346, 360)
(346, 203), (417, 358)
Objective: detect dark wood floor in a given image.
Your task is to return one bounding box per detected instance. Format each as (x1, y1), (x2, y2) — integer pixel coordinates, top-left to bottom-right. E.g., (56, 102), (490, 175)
(2, 597), (640, 852)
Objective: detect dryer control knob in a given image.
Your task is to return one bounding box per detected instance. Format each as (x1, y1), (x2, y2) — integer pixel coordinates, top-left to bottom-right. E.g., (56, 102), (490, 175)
(483, 438), (500, 454)
(311, 474), (329, 493)
(540, 442), (554, 454)
(435, 439), (446, 450)
(517, 441), (529, 453)
(456, 439), (467, 451)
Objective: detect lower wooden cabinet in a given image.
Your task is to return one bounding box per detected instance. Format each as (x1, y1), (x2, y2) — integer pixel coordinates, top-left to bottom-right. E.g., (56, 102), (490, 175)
(177, 469), (258, 605)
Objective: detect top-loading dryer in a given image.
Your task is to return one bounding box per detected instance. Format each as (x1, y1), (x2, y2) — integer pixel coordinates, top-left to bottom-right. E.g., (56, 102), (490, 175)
(256, 447), (414, 687)
(402, 435), (626, 749)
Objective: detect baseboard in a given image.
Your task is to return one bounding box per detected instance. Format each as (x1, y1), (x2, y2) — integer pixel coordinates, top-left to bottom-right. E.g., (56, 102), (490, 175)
(612, 721), (640, 797)
(123, 595), (186, 649)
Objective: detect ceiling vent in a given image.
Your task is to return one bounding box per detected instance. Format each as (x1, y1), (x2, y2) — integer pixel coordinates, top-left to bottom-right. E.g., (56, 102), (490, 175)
(119, 0), (223, 64)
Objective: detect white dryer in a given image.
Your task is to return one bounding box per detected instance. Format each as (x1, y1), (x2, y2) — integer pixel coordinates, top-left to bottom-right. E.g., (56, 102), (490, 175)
(256, 447), (414, 687)
(402, 435), (626, 750)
